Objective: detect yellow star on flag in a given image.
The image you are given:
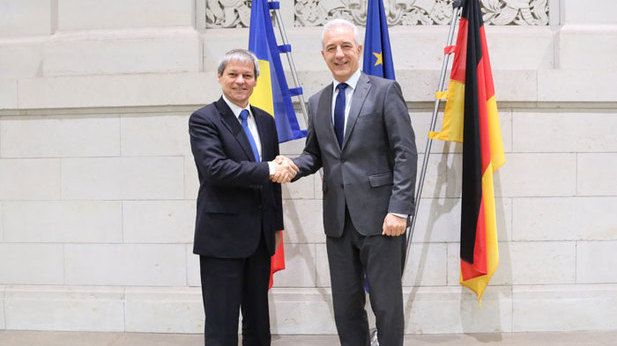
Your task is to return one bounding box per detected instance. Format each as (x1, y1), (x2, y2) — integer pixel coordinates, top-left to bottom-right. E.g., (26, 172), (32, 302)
(373, 52), (383, 66)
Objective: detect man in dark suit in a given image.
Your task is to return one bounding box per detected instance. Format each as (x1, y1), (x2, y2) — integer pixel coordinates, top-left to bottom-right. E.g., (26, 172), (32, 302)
(189, 49), (297, 346)
(276, 19), (417, 346)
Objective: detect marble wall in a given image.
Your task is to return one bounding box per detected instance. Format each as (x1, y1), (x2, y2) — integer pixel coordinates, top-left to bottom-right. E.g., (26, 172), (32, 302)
(0, 0), (616, 334)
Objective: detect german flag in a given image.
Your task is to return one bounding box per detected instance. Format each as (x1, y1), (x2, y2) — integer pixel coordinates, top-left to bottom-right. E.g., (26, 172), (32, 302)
(429, 0), (505, 300)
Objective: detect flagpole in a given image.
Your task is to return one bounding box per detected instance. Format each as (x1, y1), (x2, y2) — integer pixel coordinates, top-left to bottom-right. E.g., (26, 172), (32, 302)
(403, 1), (463, 270)
(269, 1), (323, 183)
(270, 4), (310, 124)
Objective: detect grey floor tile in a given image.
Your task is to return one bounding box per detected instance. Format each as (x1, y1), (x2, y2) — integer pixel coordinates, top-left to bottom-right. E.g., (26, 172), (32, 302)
(1, 331), (616, 345)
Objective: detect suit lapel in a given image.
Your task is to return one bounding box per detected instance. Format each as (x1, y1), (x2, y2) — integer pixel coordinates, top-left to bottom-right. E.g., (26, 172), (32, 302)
(342, 73), (371, 149)
(317, 84), (340, 152)
(215, 97), (256, 162)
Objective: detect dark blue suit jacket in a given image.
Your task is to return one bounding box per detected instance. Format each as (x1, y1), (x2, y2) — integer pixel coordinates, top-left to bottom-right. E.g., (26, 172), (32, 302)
(189, 97), (283, 258)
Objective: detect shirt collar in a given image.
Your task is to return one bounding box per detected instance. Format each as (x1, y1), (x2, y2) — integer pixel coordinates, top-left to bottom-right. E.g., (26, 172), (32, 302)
(222, 94), (250, 119)
(331, 69), (362, 92)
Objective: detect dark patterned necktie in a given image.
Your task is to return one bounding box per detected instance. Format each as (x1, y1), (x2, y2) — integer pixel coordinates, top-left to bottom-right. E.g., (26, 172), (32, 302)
(333, 83), (348, 147)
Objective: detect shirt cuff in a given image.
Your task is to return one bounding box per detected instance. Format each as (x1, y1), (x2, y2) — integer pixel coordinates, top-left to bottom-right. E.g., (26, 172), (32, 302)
(268, 161), (276, 175)
(390, 212), (408, 219)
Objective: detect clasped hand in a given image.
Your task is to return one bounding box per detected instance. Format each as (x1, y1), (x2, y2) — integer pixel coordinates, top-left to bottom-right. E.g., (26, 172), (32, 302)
(270, 155), (299, 183)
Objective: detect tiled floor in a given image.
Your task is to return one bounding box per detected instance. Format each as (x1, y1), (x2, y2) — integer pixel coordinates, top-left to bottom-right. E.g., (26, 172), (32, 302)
(1, 331), (617, 345)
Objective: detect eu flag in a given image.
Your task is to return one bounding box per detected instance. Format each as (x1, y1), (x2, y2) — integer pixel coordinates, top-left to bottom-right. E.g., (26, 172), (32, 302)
(363, 0), (395, 80)
(248, 0), (306, 143)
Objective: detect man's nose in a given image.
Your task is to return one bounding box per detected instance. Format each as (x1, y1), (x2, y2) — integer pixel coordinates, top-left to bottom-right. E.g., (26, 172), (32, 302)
(335, 46), (344, 58)
(234, 75), (245, 84)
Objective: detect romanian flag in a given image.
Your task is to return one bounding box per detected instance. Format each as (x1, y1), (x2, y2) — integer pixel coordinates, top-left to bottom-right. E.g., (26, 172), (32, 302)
(429, 0), (505, 300)
(362, 0), (395, 79)
(248, 0), (306, 143)
(248, 0), (307, 288)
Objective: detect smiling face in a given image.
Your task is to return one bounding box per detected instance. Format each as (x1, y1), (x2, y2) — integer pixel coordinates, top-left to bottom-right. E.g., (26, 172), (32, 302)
(321, 25), (362, 83)
(217, 60), (257, 108)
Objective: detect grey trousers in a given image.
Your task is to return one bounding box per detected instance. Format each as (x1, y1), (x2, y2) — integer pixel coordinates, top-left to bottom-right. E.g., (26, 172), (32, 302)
(326, 210), (406, 346)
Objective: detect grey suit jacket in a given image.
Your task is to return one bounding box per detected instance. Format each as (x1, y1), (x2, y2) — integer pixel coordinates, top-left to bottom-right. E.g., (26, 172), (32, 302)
(294, 72), (417, 237)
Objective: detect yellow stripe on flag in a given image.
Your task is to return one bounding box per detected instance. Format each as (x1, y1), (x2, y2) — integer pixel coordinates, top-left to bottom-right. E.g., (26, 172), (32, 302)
(460, 161), (499, 300)
(487, 95), (505, 170)
(434, 91), (448, 100)
(249, 59), (274, 117)
(429, 80), (465, 142)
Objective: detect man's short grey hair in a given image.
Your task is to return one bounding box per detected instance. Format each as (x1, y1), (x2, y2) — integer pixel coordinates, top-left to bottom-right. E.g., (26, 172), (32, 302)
(321, 19), (361, 47)
(217, 49), (260, 78)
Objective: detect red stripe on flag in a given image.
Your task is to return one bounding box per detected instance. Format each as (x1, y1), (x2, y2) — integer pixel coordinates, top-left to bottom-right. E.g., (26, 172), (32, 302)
(268, 235), (285, 289)
(479, 26), (495, 98)
(450, 18), (468, 83)
(477, 59), (491, 172)
(444, 45), (457, 55)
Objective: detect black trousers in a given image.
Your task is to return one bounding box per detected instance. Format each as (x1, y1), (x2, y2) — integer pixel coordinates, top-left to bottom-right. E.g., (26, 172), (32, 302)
(199, 235), (271, 346)
(327, 209), (406, 346)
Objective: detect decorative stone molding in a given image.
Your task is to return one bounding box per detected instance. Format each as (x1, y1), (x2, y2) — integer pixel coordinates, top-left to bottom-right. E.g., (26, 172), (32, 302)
(295, 0), (549, 26)
(482, 0), (549, 25)
(204, 0), (549, 28)
(294, 0), (454, 26)
(205, 0), (252, 28)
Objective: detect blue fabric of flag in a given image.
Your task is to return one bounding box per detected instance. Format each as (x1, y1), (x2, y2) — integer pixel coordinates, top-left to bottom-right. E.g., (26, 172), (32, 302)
(248, 0), (307, 143)
(363, 0), (396, 80)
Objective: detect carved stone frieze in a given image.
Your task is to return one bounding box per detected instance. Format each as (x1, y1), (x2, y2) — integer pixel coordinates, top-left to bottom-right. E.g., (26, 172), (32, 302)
(294, 0), (548, 26)
(481, 0), (548, 25)
(205, 0), (252, 28)
(294, 0), (455, 26)
(205, 0), (549, 28)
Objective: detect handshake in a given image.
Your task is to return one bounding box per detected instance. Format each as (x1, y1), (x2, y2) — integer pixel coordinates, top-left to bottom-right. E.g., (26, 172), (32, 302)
(269, 155), (298, 184)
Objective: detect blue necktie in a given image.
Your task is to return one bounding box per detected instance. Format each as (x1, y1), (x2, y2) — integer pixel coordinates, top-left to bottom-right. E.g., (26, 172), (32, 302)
(333, 83), (348, 147)
(239, 109), (260, 162)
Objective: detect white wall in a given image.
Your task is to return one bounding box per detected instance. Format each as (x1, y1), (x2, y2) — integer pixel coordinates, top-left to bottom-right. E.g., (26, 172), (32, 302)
(1, 0), (617, 334)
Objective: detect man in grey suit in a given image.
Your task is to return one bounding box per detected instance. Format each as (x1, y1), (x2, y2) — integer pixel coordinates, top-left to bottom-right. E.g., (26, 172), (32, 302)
(275, 19), (417, 346)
